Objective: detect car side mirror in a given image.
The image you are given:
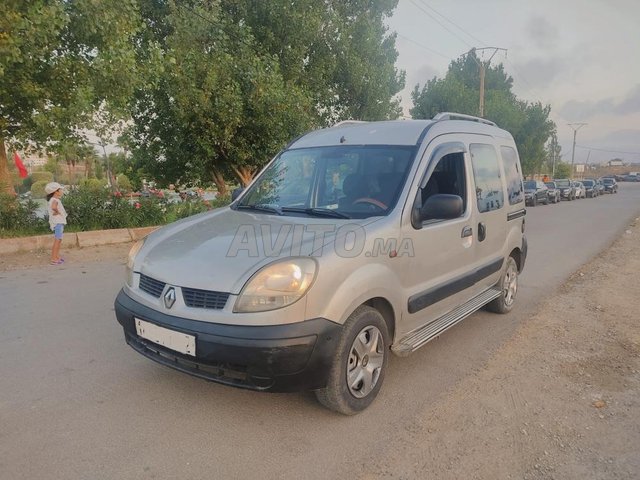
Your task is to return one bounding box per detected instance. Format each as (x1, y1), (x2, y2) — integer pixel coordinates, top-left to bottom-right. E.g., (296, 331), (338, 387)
(413, 194), (463, 227)
(231, 187), (245, 201)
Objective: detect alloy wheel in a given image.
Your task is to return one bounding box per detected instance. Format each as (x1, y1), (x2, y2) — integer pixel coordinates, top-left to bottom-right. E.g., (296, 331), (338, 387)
(503, 260), (518, 307)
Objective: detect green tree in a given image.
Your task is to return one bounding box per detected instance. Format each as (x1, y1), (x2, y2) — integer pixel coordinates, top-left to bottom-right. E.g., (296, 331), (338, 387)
(0, 0), (143, 194)
(129, 0), (405, 190)
(411, 51), (555, 175)
(221, 0), (405, 123)
(545, 130), (563, 176)
(554, 161), (571, 178)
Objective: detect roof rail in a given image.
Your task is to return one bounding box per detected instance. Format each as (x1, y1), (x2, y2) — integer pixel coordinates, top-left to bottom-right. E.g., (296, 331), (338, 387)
(332, 120), (368, 127)
(433, 112), (496, 126)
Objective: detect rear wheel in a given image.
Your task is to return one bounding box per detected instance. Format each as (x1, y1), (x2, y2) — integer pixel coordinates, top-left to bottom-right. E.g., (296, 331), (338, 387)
(486, 256), (518, 314)
(531, 196), (537, 207)
(315, 306), (389, 415)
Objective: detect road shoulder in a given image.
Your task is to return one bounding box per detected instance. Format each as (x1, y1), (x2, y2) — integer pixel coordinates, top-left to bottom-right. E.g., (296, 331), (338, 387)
(362, 218), (640, 479)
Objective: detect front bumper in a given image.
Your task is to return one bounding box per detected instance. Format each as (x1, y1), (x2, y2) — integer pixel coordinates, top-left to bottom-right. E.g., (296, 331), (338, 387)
(115, 290), (342, 392)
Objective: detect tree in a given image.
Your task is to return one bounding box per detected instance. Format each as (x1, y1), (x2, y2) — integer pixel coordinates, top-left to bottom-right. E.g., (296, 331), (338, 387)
(411, 51), (555, 175)
(554, 161), (571, 178)
(128, 0), (405, 190)
(0, 0), (143, 194)
(221, 0), (405, 123)
(545, 130), (563, 176)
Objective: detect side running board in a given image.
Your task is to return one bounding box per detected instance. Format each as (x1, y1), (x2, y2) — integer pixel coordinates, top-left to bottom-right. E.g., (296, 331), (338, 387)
(392, 287), (502, 356)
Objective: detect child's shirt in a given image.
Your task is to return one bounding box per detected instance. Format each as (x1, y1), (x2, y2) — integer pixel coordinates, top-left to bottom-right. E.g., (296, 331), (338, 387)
(47, 197), (68, 230)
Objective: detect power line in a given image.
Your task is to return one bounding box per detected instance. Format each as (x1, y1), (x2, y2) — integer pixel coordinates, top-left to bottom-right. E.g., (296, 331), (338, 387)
(395, 33), (452, 60)
(416, 0), (484, 46)
(407, 0), (472, 49)
(576, 144), (640, 156)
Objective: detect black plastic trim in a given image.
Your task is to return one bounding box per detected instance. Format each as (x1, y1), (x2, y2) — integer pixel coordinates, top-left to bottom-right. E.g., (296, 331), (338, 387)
(507, 209), (527, 221)
(408, 257), (504, 314)
(114, 290), (343, 392)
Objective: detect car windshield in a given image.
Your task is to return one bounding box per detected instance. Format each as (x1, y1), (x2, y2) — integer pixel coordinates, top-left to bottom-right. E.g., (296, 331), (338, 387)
(236, 145), (416, 219)
(603, 178), (614, 184)
(583, 180), (594, 186)
(523, 180), (536, 189)
(555, 179), (570, 187)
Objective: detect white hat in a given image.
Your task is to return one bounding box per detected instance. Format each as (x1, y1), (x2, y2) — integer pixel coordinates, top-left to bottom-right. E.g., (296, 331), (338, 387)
(45, 182), (63, 194)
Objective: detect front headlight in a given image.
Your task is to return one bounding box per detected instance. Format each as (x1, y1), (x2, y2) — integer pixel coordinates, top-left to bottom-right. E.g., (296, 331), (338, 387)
(125, 238), (146, 286)
(234, 258), (317, 313)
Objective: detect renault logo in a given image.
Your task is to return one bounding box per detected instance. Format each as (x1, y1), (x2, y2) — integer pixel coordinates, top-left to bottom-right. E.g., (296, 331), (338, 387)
(164, 287), (176, 309)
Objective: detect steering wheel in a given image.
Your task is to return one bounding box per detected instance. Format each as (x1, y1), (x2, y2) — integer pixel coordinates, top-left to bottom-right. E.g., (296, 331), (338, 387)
(353, 197), (388, 211)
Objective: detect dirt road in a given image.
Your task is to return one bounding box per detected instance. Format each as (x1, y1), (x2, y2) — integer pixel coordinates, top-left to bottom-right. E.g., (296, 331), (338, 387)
(360, 219), (640, 479)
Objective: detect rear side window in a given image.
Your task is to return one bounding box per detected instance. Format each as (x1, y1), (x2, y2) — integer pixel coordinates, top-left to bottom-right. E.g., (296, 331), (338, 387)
(500, 146), (524, 205)
(470, 143), (504, 212)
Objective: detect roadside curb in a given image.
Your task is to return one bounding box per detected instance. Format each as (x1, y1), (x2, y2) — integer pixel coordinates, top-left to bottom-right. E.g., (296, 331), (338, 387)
(0, 226), (160, 255)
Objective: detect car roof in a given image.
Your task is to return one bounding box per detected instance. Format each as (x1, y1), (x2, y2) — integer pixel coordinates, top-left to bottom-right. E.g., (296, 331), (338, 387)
(289, 117), (514, 149)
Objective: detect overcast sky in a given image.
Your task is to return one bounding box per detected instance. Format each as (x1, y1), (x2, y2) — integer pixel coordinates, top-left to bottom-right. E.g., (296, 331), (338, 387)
(387, 0), (640, 164)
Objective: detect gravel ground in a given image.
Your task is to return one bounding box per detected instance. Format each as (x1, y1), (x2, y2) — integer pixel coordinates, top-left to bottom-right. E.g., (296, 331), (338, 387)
(359, 219), (640, 479)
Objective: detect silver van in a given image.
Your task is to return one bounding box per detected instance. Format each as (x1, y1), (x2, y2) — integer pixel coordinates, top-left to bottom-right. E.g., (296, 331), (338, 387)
(115, 112), (527, 414)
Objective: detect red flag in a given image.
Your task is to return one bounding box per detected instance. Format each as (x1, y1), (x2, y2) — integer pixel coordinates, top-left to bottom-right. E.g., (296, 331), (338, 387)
(13, 152), (28, 178)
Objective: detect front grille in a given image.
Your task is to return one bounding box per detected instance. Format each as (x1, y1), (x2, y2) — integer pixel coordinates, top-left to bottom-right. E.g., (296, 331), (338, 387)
(139, 274), (166, 298)
(182, 287), (229, 309)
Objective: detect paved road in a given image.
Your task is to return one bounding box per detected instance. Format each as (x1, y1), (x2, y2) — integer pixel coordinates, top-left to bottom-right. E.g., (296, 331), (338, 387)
(2, 184), (640, 480)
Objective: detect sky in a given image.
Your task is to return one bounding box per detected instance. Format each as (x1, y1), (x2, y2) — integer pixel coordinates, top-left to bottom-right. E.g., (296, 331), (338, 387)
(387, 0), (640, 165)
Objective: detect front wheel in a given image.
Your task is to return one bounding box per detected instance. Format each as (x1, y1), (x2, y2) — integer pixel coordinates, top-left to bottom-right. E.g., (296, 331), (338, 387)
(315, 306), (390, 415)
(486, 256), (518, 314)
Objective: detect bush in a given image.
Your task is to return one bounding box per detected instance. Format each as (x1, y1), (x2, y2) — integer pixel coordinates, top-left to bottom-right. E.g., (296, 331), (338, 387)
(78, 178), (108, 193)
(0, 194), (49, 237)
(31, 180), (48, 198)
(2, 185), (232, 238)
(31, 171), (54, 183)
(117, 174), (132, 192)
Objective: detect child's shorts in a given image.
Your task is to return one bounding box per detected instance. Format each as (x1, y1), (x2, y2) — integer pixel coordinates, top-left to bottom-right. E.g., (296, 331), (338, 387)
(53, 224), (64, 240)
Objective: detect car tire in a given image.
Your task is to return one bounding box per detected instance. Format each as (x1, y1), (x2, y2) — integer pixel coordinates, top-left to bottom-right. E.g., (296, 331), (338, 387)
(314, 305), (390, 415)
(486, 256), (518, 314)
(543, 196), (549, 205)
(531, 196), (537, 207)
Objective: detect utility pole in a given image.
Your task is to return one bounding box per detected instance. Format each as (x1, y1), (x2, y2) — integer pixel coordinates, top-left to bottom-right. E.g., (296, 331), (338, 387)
(467, 47), (507, 117)
(568, 123), (587, 177)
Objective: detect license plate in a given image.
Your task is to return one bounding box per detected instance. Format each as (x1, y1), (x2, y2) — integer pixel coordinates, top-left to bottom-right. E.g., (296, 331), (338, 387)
(135, 318), (196, 356)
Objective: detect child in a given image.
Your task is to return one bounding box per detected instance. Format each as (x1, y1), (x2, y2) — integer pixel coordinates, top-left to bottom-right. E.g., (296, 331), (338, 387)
(45, 182), (67, 265)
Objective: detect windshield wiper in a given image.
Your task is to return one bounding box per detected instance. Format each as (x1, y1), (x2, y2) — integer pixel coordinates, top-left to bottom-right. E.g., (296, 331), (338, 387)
(281, 207), (351, 219)
(236, 204), (283, 215)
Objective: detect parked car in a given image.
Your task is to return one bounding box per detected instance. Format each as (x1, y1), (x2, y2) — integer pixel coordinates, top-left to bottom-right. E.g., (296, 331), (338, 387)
(523, 180), (549, 206)
(601, 177), (618, 193)
(554, 179), (576, 200)
(594, 179), (606, 195)
(114, 112), (528, 414)
(581, 179), (599, 198)
(621, 174), (639, 182)
(544, 182), (561, 203)
(573, 181), (586, 199)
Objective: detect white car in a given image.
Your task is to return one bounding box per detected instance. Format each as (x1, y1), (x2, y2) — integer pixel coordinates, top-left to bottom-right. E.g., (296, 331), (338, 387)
(573, 181), (586, 199)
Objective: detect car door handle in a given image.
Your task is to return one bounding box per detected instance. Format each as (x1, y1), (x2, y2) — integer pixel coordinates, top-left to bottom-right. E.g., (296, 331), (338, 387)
(461, 226), (473, 238)
(478, 222), (486, 242)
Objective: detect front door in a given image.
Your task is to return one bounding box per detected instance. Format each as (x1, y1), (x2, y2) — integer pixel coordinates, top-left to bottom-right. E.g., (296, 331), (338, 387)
(398, 138), (477, 336)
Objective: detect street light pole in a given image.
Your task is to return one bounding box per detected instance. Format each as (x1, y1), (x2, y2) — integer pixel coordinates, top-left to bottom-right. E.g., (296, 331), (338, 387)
(568, 123), (587, 177)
